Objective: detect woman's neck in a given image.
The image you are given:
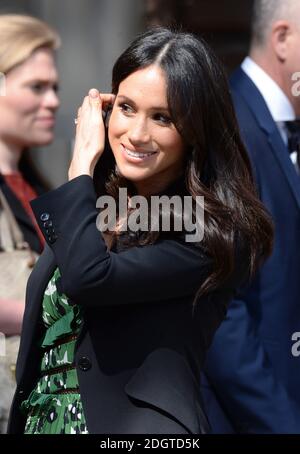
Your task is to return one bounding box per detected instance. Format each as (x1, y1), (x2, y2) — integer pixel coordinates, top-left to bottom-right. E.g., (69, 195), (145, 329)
(134, 172), (185, 197)
(0, 140), (23, 174)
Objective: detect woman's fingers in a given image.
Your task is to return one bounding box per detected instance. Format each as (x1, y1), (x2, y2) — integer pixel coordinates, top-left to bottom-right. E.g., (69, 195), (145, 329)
(82, 95), (90, 108)
(70, 90), (114, 179)
(100, 93), (116, 113)
(88, 88), (101, 107)
(89, 88), (100, 98)
(76, 91), (115, 127)
(78, 91), (115, 111)
(100, 93), (116, 107)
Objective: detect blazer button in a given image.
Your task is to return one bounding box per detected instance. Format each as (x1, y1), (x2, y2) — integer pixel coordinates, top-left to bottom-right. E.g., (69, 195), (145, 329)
(40, 213), (50, 222)
(48, 234), (58, 244)
(43, 220), (53, 228)
(78, 356), (92, 371)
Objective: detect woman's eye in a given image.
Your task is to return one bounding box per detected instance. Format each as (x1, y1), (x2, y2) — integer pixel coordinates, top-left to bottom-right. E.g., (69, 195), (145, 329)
(29, 83), (59, 94)
(153, 113), (172, 125)
(119, 103), (134, 114)
(30, 83), (45, 93)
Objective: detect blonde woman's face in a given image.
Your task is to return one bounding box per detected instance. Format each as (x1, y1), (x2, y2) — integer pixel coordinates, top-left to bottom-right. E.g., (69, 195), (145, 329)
(108, 65), (186, 196)
(0, 47), (60, 148)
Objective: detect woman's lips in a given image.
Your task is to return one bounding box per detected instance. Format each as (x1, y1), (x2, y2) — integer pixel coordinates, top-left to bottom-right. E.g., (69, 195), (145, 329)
(121, 144), (158, 163)
(35, 117), (55, 127)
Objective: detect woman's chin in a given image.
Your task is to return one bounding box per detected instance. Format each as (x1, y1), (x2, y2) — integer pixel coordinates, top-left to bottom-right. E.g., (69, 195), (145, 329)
(116, 167), (153, 183)
(26, 132), (55, 147)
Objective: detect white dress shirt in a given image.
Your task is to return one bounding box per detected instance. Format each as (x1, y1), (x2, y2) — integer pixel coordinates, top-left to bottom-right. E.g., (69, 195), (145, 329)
(241, 57), (298, 169)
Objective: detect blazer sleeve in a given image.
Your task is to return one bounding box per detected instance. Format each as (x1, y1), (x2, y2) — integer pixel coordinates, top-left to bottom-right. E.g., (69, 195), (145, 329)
(30, 175), (211, 306)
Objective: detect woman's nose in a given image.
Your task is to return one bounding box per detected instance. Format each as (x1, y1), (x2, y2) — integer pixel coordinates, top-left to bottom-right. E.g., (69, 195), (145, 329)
(128, 117), (150, 145)
(43, 89), (60, 110)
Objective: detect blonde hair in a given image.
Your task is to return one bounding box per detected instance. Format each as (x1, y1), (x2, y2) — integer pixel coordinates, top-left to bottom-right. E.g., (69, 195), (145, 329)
(0, 14), (60, 74)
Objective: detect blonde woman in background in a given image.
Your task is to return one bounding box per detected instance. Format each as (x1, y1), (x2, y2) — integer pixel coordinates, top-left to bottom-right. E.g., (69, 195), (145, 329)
(0, 14), (60, 432)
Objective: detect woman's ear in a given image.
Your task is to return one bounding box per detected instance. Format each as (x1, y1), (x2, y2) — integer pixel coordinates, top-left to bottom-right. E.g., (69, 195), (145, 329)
(104, 105), (112, 128)
(104, 104), (113, 128)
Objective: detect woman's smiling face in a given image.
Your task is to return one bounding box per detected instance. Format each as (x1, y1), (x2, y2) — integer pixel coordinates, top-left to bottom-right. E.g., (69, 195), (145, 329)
(108, 65), (187, 196)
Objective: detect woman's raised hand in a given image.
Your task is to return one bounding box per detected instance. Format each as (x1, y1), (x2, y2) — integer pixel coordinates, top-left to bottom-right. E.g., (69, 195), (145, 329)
(69, 88), (115, 180)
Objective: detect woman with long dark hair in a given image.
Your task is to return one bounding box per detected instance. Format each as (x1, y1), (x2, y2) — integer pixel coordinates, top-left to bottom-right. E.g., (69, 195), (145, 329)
(8, 28), (272, 434)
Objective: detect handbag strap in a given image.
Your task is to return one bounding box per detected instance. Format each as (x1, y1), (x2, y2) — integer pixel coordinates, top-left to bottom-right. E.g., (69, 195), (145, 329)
(0, 187), (27, 250)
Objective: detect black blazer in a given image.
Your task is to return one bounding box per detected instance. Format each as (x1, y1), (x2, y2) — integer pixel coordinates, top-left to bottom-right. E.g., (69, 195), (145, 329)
(8, 175), (236, 434)
(0, 173), (44, 254)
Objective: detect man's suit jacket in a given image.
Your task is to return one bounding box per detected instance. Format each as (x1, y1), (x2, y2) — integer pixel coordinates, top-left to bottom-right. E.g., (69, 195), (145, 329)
(7, 175), (237, 434)
(201, 67), (300, 433)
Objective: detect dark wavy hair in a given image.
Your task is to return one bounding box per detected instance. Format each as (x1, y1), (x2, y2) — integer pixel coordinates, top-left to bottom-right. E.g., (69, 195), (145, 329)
(93, 27), (273, 297)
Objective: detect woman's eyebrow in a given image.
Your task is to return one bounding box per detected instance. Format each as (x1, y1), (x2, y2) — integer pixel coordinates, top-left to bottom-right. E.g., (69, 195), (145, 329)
(23, 78), (59, 85)
(117, 94), (170, 112)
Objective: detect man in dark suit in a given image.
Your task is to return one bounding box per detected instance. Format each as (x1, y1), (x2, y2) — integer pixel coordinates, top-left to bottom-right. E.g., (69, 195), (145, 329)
(202, 0), (300, 433)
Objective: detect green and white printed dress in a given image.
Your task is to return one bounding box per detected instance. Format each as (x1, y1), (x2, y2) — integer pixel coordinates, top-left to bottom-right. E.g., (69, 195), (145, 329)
(21, 268), (89, 434)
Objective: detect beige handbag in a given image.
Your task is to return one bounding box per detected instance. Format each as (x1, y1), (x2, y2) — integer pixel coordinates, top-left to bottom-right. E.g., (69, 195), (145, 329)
(0, 188), (38, 433)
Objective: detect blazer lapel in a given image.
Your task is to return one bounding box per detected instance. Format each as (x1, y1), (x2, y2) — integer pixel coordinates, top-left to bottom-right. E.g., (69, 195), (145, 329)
(267, 131), (300, 209)
(231, 68), (300, 211)
(16, 245), (56, 383)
